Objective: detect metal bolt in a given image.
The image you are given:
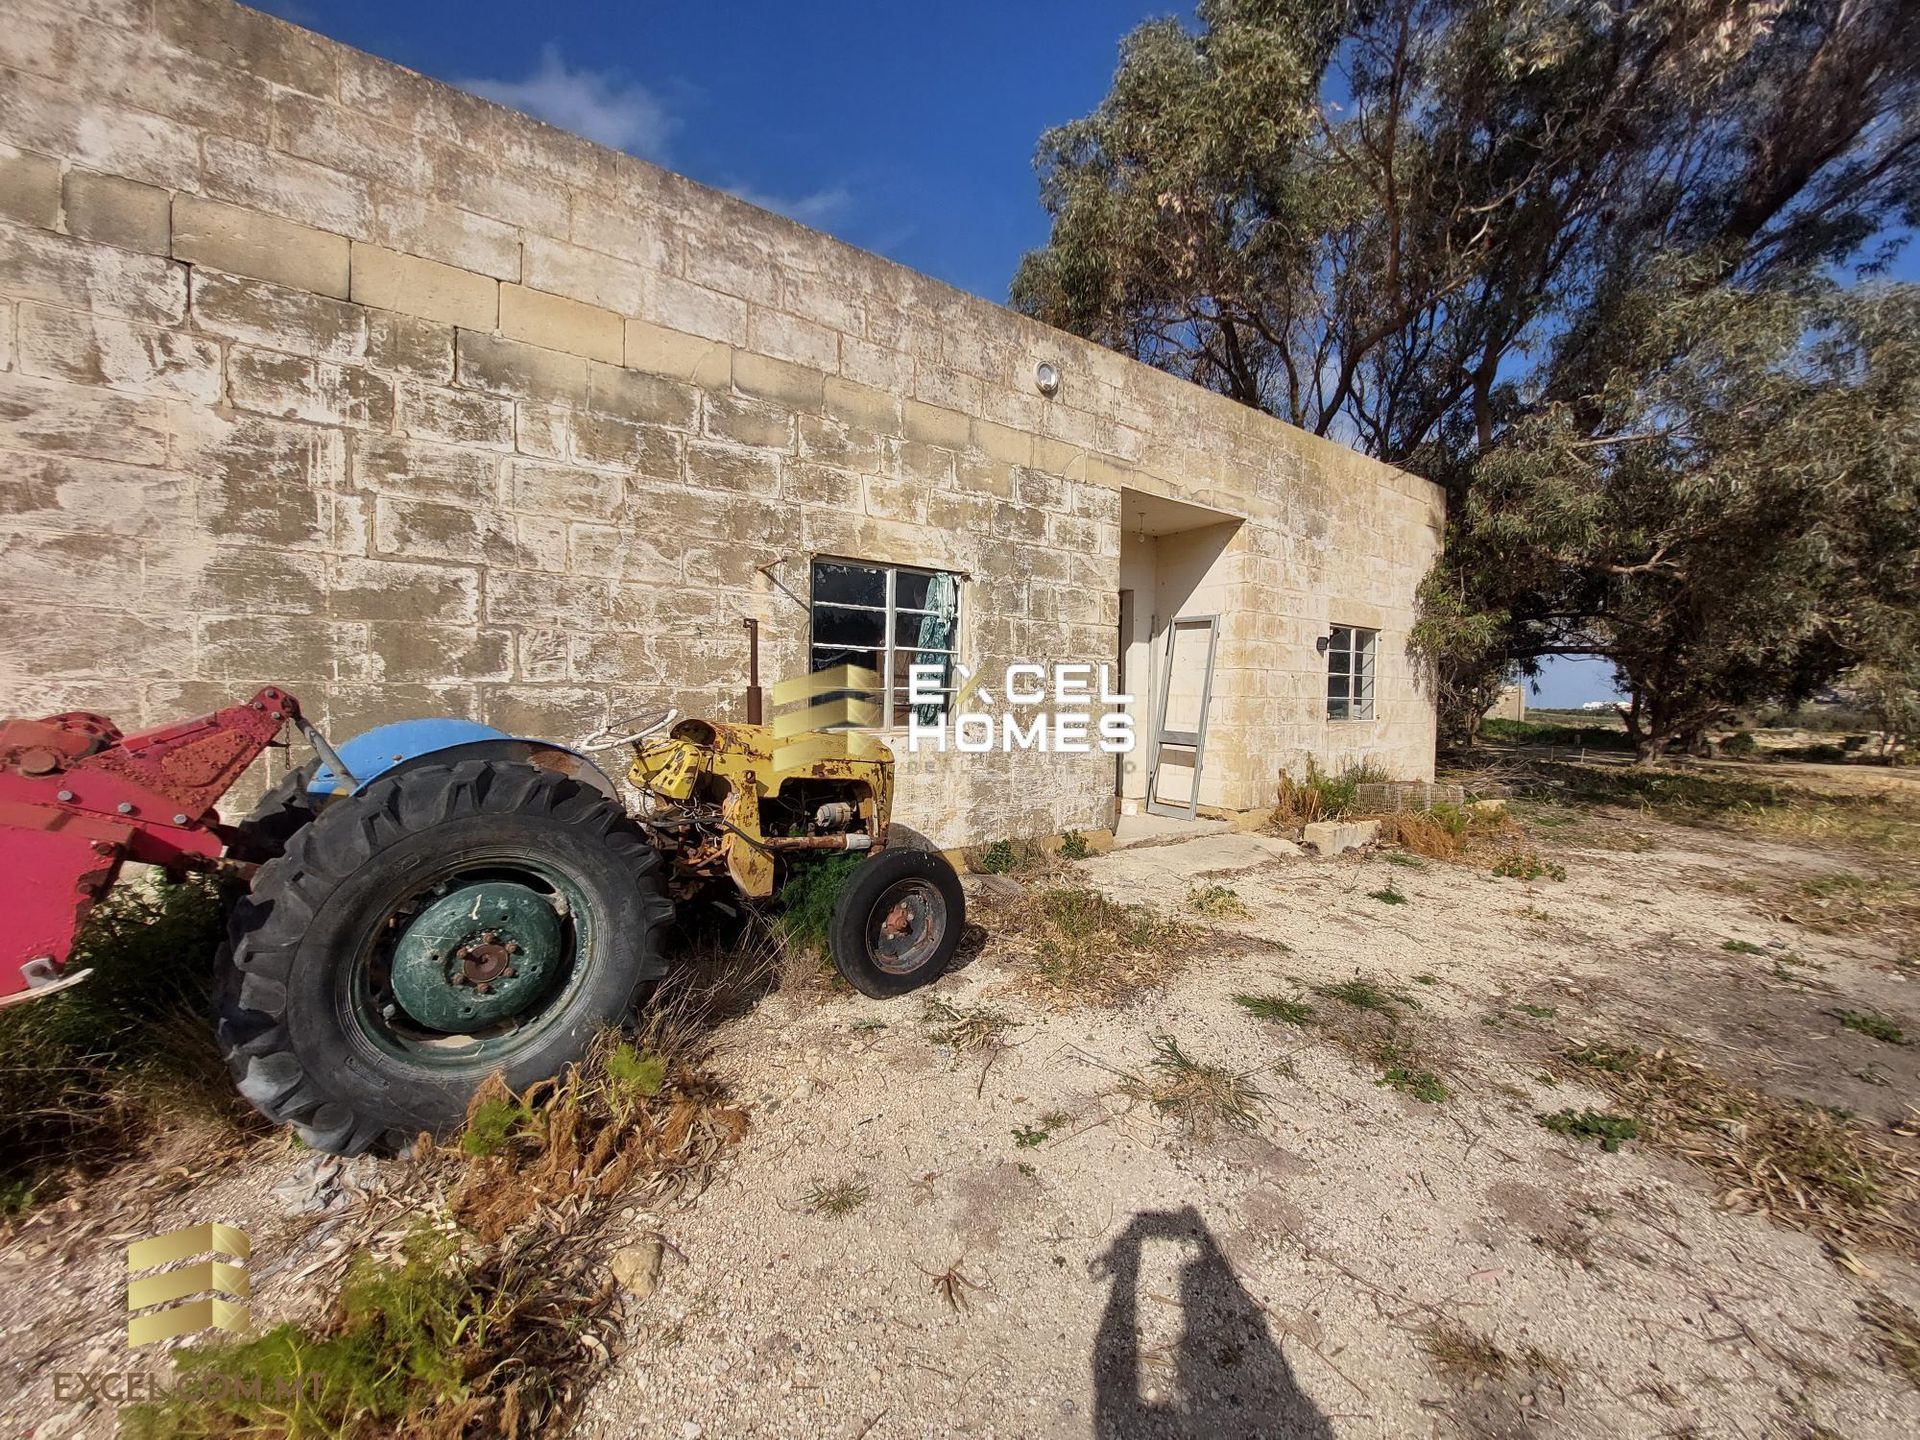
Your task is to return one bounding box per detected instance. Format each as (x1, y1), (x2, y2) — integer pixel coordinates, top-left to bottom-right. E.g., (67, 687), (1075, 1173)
(56, 789), (73, 802)
(117, 802), (135, 816)
(172, 813), (189, 825)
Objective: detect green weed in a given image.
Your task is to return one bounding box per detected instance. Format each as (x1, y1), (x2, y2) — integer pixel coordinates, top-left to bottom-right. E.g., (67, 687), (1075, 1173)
(1722, 939), (1766, 955)
(1313, 977), (1416, 1013)
(804, 1177), (871, 1217)
(1492, 851), (1567, 882)
(1832, 1010), (1908, 1045)
(1233, 993), (1315, 1026)
(1379, 1065), (1449, 1103)
(1539, 1109), (1640, 1152)
(773, 853), (866, 951)
(1368, 882), (1410, 905)
(1058, 830), (1091, 861)
(1188, 882), (1249, 918)
(1513, 1003), (1557, 1019)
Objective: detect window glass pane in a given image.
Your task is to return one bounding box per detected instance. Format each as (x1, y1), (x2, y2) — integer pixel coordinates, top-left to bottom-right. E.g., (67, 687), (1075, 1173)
(1356, 628), (1377, 660)
(811, 645), (882, 678)
(1355, 674), (1375, 704)
(1327, 696), (1350, 721)
(893, 648), (953, 690)
(812, 561), (886, 608)
(1354, 698), (1373, 721)
(894, 570), (943, 611)
(1329, 626), (1352, 655)
(1328, 646), (1351, 676)
(894, 609), (957, 650)
(813, 604), (885, 648)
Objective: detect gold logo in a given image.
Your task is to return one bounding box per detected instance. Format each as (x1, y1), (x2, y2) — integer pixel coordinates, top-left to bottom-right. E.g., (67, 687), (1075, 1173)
(126, 1222), (251, 1347)
(770, 663), (887, 769)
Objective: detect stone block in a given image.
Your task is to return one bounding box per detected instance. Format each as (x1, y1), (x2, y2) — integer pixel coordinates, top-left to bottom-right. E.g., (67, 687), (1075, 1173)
(971, 417), (1032, 467)
(369, 191), (522, 281)
(0, 451), (188, 536)
(586, 364), (696, 430)
(395, 380), (514, 449)
(62, 171), (170, 254)
(781, 460), (865, 510)
(228, 346), (394, 429)
(823, 377), (900, 436)
(354, 435), (502, 507)
(2, 223), (188, 325)
(797, 415), (881, 474)
(623, 317), (730, 386)
(733, 350), (824, 412)
(481, 685), (607, 740)
(197, 617), (371, 685)
(569, 200), (673, 272)
(514, 514), (568, 572)
(3, 605), (193, 681)
(508, 459), (624, 520)
(202, 136), (373, 240)
(701, 393), (792, 450)
(270, 90), (429, 191)
(684, 234), (779, 306)
(0, 69), (201, 192)
(183, 545), (328, 617)
(485, 568), (613, 625)
(570, 411), (679, 479)
(189, 269), (369, 363)
(746, 305), (837, 370)
(500, 283), (622, 365)
(456, 332), (589, 405)
(18, 304), (221, 404)
(839, 335), (912, 393)
(0, 371), (169, 465)
(372, 495), (506, 564)
(366, 310), (454, 383)
(1301, 819), (1379, 856)
(650, 273), (747, 346)
(0, 144), (59, 229)
(329, 555), (480, 624)
(568, 523), (682, 584)
(685, 441), (780, 498)
(173, 196), (348, 299)
(904, 399), (969, 450)
(521, 234), (649, 318)
(155, 0), (338, 96)
(369, 623), (513, 684)
(424, 141), (569, 235)
(351, 242), (497, 330)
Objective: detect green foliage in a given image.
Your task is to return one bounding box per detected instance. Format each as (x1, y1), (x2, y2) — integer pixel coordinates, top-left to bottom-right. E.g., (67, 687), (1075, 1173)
(460, 1096), (534, 1158)
(1058, 830), (1091, 860)
(1538, 1109), (1640, 1153)
(1480, 717), (1633, 752)
(1367, 883), (1409, 905)
(977, 839), (1016, 874)
(1233, 992), (1314, 1026)
(1492, 851), (1567, 882)
(1313, 977), (1416, 1014)
(1566, 1043), (1641, 1074)
(1379, 1065), (1450, 1104)
(773, 853), (865, 951)
(1513, 1003), (1557, 1019)
(1015, 0), (1920, 750)
(1012, 1125), (1049, 1148)
(1722, 939), (1765, 955)
(1832, 1010), (1907, 1046)
(0, 875), (233, 1205)
(603, 1043), (667, 1098)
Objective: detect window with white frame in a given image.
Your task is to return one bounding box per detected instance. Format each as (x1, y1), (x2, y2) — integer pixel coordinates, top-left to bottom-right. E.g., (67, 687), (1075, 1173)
(810, 559), (961, 725)
(1326, 626), (1377, 721)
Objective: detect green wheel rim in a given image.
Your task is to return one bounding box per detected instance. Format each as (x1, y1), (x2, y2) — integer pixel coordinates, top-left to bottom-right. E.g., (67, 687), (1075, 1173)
(343, 854), (597, 1070)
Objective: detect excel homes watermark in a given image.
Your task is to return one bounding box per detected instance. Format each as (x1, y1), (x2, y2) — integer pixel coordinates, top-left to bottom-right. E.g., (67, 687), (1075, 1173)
(903, 662), (1136, 754)
(46, 1220), (324, 1410)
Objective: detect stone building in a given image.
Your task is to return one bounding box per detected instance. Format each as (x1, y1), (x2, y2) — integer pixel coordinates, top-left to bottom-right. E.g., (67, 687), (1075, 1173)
(0, 0), (1442, 849)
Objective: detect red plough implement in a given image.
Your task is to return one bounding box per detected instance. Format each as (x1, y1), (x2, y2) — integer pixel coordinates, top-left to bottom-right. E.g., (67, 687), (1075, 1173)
(0, 687), (303, 1006)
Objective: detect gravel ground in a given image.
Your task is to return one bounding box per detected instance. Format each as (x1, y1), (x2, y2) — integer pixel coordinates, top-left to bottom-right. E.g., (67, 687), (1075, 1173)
(4, 796), (1917, 1439)
(575, 808), (1920, 1439)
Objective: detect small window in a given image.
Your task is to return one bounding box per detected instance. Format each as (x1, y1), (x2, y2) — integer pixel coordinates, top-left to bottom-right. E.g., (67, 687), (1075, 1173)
(1326, 626), (1377, 721)
(810, 559), (961, 725)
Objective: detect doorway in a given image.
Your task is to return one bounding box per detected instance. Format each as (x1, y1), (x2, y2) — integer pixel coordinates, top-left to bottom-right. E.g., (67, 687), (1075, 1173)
(1147, 614), (1220, 819)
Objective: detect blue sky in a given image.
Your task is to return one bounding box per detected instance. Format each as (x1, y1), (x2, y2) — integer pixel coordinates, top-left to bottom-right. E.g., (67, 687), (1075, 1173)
(262, 1), (1685, 706)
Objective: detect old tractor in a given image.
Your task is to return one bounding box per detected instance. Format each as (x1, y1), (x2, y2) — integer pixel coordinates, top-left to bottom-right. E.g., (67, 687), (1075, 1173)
(0, 687), (964, 1154)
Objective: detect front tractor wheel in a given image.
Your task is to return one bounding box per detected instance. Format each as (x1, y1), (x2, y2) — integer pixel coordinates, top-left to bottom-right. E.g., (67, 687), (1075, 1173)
(218, 759), (672, 1155)
(827, 847), (966, 998)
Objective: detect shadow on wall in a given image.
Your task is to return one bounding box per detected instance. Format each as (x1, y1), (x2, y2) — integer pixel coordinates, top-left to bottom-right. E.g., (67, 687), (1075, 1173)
(1092, 1207), (1332, 1440)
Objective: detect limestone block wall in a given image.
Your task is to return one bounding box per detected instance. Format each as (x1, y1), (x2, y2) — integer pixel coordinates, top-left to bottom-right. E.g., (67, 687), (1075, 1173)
(0, 0), (1442, 847)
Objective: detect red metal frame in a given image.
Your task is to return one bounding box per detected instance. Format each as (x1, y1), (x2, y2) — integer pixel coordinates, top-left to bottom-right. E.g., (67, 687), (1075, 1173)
(0, 686), (301, 1004)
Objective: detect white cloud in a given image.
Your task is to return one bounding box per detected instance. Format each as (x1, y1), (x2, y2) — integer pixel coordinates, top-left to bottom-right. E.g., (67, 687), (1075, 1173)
(459, 46), (676, 160)
(722, 182), (853, 229)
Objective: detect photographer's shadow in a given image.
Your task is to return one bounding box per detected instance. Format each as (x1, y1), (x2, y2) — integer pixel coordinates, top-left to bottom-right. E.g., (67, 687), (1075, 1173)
(1091, 1207), (1332, 1439)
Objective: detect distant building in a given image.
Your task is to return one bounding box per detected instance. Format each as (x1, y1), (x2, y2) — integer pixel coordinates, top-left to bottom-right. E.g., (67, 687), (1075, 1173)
(1485, 684), (1528, 723)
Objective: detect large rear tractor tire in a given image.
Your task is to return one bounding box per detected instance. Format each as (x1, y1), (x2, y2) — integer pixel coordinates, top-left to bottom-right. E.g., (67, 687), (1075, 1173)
(226, 757), (323, 864)
(826, 847), (965, 998)
(218, 758), (672, 1154)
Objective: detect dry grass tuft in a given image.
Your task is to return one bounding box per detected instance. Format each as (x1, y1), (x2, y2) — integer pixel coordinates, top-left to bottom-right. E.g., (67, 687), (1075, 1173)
(1420, 1321), (1511, 1382)
(1123, 1034), (1264, 1137)
(1860, 1292), (1920, 1390)
(977, 884), (1195, 1007)
(922, 998), (1015, 1057)
(1187, 882), (1250, 918)
(1560, 1045), (1920, 1257)
(922, 1259), (987, 1311)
